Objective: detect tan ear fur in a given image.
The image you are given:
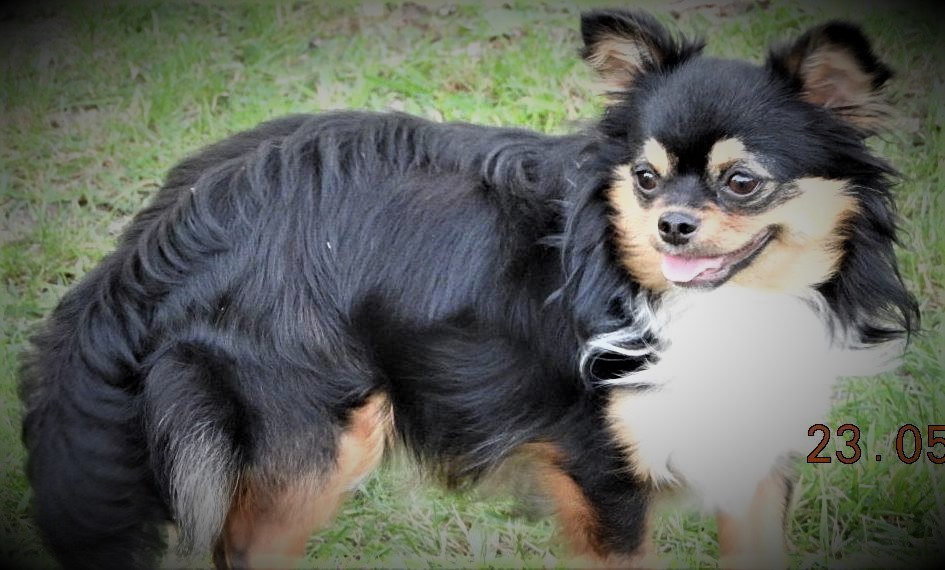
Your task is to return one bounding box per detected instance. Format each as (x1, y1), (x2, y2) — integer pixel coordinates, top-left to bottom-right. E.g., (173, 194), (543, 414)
(768, 22), (893, 132)
(580, 10), (703, 92)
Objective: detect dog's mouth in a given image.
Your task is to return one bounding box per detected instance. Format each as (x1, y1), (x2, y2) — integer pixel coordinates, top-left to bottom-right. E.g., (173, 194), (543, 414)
(660, 228), (776, 287)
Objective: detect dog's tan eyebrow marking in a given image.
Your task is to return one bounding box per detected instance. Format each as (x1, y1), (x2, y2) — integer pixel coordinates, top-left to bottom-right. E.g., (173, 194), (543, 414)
(708, 138), (748, 174)
(708, 138), (770, 179)
(641, 138), (672, 176)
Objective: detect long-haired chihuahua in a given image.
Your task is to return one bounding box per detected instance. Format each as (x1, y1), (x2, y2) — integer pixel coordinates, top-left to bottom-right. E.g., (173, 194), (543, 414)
(19, 9), (916, 569)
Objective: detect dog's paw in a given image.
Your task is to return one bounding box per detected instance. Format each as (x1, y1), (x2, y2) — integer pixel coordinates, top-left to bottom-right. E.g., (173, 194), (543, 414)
(718, 552), (787, 570)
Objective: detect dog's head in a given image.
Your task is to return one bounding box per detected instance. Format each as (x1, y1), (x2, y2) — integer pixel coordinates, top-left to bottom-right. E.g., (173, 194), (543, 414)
(580, 10), (917, 342)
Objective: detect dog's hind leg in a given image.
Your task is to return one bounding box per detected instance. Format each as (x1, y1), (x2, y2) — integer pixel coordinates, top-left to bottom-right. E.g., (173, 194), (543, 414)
(145, 335), (389, 568)
(213, 393), (390, 569)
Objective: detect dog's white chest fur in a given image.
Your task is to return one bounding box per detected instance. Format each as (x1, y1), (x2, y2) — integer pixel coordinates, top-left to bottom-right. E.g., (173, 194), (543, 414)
(607, 285), (898, 513)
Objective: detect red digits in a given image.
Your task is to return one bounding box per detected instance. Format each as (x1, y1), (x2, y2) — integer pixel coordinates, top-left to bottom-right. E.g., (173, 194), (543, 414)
(836, 423), (862, 464)
(807, 424), (831, 464)
(896, 424), (921, 464)
(927, 425), (945, 464)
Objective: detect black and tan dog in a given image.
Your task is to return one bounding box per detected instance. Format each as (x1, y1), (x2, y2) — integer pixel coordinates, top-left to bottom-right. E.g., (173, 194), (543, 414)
(20, 9), (916, 569)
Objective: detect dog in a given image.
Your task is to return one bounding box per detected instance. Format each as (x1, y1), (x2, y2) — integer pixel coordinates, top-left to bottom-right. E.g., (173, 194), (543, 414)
(19, 9), (917, 569)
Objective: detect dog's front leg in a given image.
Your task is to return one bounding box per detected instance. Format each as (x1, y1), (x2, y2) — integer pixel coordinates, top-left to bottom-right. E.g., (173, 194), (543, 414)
(716, 469), (791, 570)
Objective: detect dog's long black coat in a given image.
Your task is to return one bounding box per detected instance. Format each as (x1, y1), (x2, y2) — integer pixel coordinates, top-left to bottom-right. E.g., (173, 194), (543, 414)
(19, 111), (645, 567)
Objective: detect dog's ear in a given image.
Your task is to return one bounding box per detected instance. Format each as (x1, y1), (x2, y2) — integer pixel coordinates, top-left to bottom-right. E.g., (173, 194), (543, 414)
(767, 22), (893, 133)
(581, 10), (703, 91)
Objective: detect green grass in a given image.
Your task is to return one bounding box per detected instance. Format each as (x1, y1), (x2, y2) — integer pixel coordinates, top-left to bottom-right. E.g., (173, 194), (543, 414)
(1, 1), (943, 568)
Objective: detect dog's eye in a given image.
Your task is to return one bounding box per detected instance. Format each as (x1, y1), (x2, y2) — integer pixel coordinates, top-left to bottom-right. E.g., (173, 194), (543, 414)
(725, 172), (759, 196)
(634, 166), (659, 192)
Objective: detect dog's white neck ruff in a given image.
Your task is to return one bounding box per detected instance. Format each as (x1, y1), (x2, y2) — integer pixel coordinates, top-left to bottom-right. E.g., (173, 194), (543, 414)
(598, 284), (902, 513)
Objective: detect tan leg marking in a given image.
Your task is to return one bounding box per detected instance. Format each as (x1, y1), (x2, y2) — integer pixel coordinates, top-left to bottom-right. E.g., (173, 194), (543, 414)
(523, 443), (660, 568)
(716, 471), (789, 570)
(214, 394), (391, 569)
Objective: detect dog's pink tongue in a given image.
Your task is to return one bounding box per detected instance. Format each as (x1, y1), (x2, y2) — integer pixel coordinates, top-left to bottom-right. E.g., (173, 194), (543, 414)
(661, 255), (723, 283)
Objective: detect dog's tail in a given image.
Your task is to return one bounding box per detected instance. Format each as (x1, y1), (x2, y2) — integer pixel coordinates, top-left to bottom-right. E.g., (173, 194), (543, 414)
(20, 276), (247, 569)
(18, 193), (244, 568)
(142, 334), (244, 558)
(18, 259), (170, 569)
(19, 261), (257, 569)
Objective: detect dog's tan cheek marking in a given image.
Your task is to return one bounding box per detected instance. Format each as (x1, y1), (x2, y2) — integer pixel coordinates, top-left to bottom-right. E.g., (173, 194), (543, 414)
(608, 165), (669, 292)
(642, 138), (671, 176)
(215, 394), (391, 569)
(698, 203), (769, 253)
(732, 177), (857, 292)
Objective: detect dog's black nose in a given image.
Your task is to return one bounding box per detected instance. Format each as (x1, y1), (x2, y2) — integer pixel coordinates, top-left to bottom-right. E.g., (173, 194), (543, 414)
(658, 211), (700, 245)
